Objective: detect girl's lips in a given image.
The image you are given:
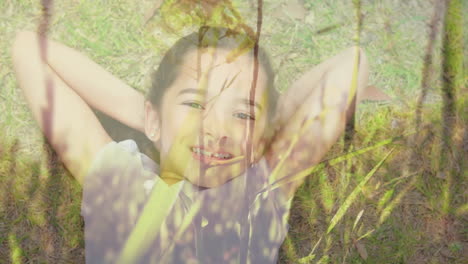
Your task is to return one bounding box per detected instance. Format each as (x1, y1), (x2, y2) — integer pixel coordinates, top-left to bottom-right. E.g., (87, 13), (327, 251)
(190, 146), (234, 165)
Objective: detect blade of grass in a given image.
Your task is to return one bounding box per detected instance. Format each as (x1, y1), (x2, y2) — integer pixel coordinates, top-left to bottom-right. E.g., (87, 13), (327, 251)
(352, 209), (364, 232)
(379, 177), (417, 224)
(299, 235), (323, 263)
(356, 229), (375, 241)
(281, 235), (299, 263)
(327, 148), (395, 234)
(265, 134), (404, 193)
(9, 233), (24, 264)
(377, 189), (394, 211)
(454, 203), (468, 217)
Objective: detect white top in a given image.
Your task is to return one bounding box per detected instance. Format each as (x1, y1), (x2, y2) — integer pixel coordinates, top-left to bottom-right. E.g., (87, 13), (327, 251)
(81, 140), (292, 264)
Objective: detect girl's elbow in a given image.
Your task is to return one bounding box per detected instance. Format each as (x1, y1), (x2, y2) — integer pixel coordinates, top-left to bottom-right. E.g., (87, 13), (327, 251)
(12, 31), (37, 61)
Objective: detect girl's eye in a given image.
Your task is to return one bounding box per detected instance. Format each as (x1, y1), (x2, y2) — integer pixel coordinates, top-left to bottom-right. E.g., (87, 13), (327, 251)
(182, 102), (204, 110)
(233, 112), (255, 120)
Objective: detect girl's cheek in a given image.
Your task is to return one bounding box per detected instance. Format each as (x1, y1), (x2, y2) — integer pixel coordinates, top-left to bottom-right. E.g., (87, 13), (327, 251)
(230, 124), (249, 144)
(232, 118), (266, 140)
(170, 112), (200, 144)
(171, 110), (202, 133)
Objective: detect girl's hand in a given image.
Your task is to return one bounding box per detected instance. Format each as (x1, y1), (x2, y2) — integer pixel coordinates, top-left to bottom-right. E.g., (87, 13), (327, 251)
(265, 47), (370, 198)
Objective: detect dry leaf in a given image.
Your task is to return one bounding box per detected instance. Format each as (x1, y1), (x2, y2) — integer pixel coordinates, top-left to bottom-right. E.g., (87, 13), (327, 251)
(283, 0), (307, 21)
(361, 85), (392, 101)
(440, 247), (454, 258)
(315, 23), (343, 35)
(354, 240), (368, 260)
(144, 0), (164, 25)
(390, 119), (400, 130)
(271, 3), (285, 20)
(287, 53), (299, 59)
(305, 12), (315, 25)
(436, 172), (446, 179)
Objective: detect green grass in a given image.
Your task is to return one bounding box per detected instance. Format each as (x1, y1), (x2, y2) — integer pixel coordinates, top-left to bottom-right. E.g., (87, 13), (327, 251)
(1, 0), (467, 263)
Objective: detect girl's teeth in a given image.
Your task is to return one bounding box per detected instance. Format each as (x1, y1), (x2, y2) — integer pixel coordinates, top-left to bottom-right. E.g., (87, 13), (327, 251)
(214, 153), (231, 159)
(214, 153), (225, 159)
(193, 148), (231, 159)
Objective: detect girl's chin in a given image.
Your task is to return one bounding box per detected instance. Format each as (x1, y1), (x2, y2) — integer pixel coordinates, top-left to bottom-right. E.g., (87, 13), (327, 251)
(184, 167), (242, 188)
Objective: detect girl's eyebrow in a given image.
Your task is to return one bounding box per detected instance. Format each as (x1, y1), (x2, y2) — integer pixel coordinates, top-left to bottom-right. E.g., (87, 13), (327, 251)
(235, 98), (262, 111)
(177, 88), (206, 97)
(177, 89), (262, 110)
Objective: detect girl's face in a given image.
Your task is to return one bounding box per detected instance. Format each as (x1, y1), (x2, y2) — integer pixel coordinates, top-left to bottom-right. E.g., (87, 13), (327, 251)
(154, 47), (270, 188)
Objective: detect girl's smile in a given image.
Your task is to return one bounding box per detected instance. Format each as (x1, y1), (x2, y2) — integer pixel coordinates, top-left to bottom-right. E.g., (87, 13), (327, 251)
(190, 146), (234, 162)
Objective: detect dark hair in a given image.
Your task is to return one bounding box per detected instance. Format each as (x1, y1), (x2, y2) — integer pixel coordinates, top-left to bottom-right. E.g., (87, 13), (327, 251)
(147, 26), (278, 120)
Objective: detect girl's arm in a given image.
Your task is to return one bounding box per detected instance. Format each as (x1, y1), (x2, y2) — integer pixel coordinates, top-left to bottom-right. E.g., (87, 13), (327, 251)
(11, 31), (145, 184)
(266, 47), (370, 199)
(19, 31), (146, 132)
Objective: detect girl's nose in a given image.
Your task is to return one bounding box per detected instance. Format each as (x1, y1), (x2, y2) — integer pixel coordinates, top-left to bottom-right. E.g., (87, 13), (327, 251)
(203, 132), (228, 148)
(201, 105), (229, 147)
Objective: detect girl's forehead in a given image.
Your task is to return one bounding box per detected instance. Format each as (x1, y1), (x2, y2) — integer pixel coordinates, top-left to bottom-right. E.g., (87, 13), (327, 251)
(182, 48), (255, 72)
(174, 48), (269, 95)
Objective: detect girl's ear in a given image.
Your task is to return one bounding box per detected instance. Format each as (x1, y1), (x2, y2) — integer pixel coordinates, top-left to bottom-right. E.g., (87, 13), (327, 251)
(144, 101), (161, 143)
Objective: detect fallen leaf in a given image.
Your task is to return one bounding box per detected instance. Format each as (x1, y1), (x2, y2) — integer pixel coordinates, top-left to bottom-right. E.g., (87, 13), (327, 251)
(440, 247), (455, 259)
(360, 85), (392, 101)
(436, 172), (446, 179)
(271, 4), (285, 20)
(315, 23), (343, 35)
(390, 119), (400, 130)
(283, 0), (307, 21)
(287, 53), (299, 59)
(144, 0), (164, 25)
(305, 12), (315, 25)
(354, 240), (368, 260)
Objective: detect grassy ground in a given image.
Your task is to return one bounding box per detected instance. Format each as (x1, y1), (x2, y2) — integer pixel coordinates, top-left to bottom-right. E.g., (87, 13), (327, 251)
(0, 0), (466, 263)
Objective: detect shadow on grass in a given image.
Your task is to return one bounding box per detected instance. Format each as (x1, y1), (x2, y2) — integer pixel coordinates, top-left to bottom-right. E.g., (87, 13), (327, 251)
(0, 1), (86, 262)
(0, 133), (86, 263)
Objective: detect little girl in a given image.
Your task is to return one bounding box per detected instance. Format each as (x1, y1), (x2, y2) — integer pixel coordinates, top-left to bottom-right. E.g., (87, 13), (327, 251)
(12, 26), (368, 263)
